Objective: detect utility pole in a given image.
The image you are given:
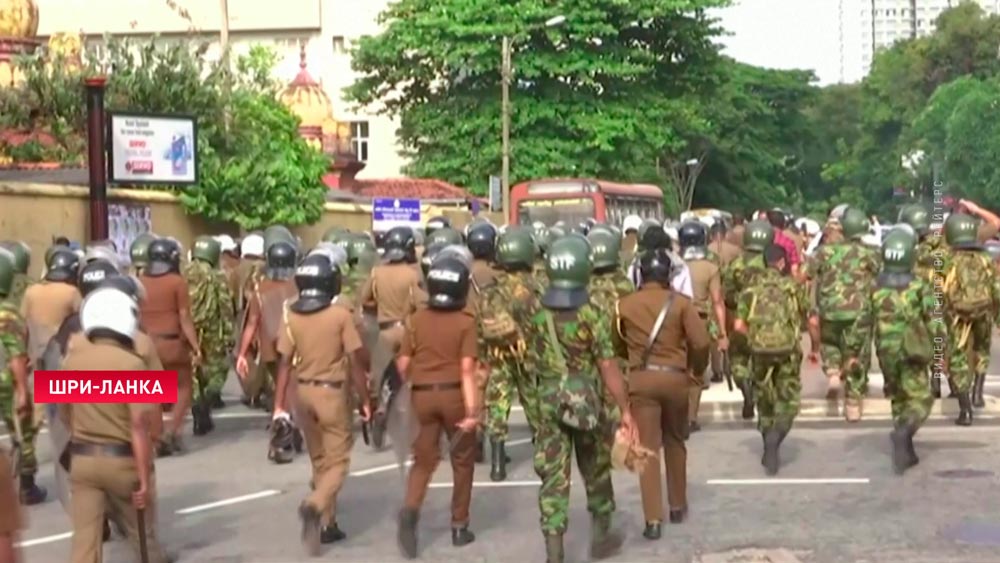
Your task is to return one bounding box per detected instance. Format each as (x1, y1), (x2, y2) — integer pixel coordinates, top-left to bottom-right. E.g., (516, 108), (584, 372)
(500, 36), (512, 224)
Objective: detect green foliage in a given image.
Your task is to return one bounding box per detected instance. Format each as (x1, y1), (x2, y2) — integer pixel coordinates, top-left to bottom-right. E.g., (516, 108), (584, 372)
(2, 39), (328, 229)
(347, 0), (730, 194)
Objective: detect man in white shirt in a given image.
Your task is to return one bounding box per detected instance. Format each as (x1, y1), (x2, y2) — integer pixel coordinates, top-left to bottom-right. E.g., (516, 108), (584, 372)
(627, 227), (693, 298)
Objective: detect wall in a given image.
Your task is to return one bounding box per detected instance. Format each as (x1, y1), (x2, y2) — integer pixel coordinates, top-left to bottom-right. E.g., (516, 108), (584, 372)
(0, 182), (499, 278)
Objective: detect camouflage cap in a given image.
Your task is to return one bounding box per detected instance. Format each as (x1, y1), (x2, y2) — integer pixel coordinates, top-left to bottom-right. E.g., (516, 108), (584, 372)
(840, 207), (870, 240)
(944, 212), (979, 249)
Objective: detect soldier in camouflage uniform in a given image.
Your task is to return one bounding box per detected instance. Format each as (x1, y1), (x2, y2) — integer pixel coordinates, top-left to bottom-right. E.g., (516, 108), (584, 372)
(235, 233), (266, 407)
(344, 234), (377, 303)
(721, 220), (774, 420)
(128, 233), (157, 276)
(184, 236), (235, 435)
(0, 249), (46, 504)
(521, 236), (635, 563)
(804, 207), (881, 422)
(735, 244), (812, 476)
(941, 213), (1000, 425)
(872, 229), (944, 473)
(0, 242), (32, 308)
(898, 204), (947, 398)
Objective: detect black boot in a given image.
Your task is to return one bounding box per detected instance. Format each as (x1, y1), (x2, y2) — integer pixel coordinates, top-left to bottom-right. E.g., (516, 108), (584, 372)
(451, 526), (475, 547)
(490, 438), (507, 482)
(19, 475), (47, 506)
(642, 521), (661, 540)
(298, 504), (322, 557)
(956, 392), (973, 426)
(740, 382), (755, 420)
(762, 428), (781, 476)
(370, 410), (387, 450)
(931, 375), (941, 399)
(973, 375), (986, 409)
(397, 508), (419, 559)
(475, 434), (486, 464)
(320, 523), (347, 544)
(203, 402), (215, 434)
(590, 513), (624, 560)
(544, 534), (564, 563)
(906, 427), (920, 467)
(669, 509), (685, 524)
(192, 403), (208, 436)
(211, 392), (225, 410)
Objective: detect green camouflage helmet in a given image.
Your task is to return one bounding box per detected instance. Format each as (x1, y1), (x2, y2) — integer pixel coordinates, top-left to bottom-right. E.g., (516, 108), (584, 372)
(0, 248), (14, 296)
(532, 225), (549, 256)
(944, 212), (979, 248)
(264, 225), (296, 251)
(192, 235), (222, 267)
(743, 220), (775, 252)
(546, 226), (567, 249)
(897, 204), (931, 237)
(542, 235), (592, 309)
(129, 233), (156, 267)
(840, 207), (870, 240)
(496, 228), (535, 270)
(587, 228), (620, 269)
(0, 241), (29, 274)
(427, 227), (463, 247)
(880, 228), (916, 274)
(347, 235), (375, 263)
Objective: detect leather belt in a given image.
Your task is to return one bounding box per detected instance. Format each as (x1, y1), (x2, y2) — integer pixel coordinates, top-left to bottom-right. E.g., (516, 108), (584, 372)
(297, 379), (344, 389)
(153, 333), (181, 340)
(378, 320), (403, 330)
(69, 441), (133, 458)
(643, 364), (687, 375)
(412, 382), (461, 392)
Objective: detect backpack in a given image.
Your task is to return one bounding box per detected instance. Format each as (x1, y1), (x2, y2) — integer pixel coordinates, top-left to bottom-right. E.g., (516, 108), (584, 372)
(944, 252), (994, 319)
(745, 277), (799, 356)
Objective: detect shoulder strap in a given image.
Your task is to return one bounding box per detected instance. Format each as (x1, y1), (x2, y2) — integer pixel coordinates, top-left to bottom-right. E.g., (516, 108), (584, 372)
(641, 292), (675, 368)
(543, 311), (568, 372)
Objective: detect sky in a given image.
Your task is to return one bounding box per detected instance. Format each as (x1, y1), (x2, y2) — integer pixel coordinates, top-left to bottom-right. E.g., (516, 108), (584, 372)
(714, 0), (843, 85)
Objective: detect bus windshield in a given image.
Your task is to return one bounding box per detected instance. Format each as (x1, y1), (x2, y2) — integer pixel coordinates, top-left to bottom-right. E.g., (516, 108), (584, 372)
(517, 198), (596, 226)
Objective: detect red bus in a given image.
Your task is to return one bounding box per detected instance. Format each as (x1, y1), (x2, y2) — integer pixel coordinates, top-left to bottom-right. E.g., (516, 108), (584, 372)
(510, 178), (665, 227)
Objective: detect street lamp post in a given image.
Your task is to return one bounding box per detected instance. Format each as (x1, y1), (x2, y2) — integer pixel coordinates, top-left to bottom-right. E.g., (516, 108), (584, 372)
(500, 15), (566, 224)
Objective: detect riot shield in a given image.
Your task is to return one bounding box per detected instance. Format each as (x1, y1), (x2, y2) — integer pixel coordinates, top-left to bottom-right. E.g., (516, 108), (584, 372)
(382, 363), (415, 484)
(48, 403), (72, 511)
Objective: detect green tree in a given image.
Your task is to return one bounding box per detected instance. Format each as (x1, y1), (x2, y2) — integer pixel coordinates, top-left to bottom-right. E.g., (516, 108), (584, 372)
(346, 0), (730, 194)
(940, 78), (1000, 203)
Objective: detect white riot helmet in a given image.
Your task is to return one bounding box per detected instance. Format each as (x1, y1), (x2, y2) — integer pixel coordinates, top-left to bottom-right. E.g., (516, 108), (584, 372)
(622, 215), (643, 234)
(81, 287), (139, 341)
(241, 234), (264, 258)
(216, 235), (238, 254)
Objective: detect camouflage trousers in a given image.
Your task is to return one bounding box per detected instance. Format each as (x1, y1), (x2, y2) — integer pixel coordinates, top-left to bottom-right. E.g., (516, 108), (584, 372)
(0, 383), (39, 476)
(533, 420), (615, 535)
(820, 318), (872, 399)
(948, 316), (992, 394)
(876, 349), (934, 426)
(751, 352), (802, 432)
(729, 331), (752, 387)
(194, 357), (228, 402)
(485, 362), (515, 441)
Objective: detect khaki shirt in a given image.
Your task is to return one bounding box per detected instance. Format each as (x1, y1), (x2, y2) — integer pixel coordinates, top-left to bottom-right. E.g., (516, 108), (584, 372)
(139, 273), (193, 367)
(277, 304), (363, 382)
(616, 283), (709, 372)
(62, 337), (153, 446)
(686, 259), (721, 316)
(359, 262), (427, 323)
(67, 331), (163, 370)
(712, 239), (742, 269)
(400, 309), (477, 385)
(21, 281), (82, 363)
(250, 278), (297, 362)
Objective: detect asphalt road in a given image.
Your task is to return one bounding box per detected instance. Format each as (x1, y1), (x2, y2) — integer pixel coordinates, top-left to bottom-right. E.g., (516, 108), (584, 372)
(9, 341), (1000, 562)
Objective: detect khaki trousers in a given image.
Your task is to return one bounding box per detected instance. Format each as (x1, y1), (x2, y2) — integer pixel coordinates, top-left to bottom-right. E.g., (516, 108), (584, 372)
(70, 455), (167, 563)
(630, 370), (690, 522)
(298, 384), (353, 525)
(404, 387), (475, 526)
(371, 325), (405, 402)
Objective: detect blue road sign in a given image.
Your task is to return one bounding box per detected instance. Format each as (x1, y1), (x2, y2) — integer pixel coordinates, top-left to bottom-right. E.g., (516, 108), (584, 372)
(372, 198), (422, 232)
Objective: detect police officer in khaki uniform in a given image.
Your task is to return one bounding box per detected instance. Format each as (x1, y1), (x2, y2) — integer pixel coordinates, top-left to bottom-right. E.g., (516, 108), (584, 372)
(0, 444), (22, 563)
(709, 223), (742, 269)
(617, 249), (709, 538)
(140, 239), (201, 456)
(727, 213), (746, 248)
(678, 222), (728, 433)
(272, 254), (370, 556)
(358, 226), (428, 447)
(396, 255), (479, 559)
(63, 287), (168, 563)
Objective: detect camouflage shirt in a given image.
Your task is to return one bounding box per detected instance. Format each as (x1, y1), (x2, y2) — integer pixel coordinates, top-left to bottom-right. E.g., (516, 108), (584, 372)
(915, 235), (946, 284)
(872, 276), (947, 351)
(942, 248), (1000, 321)
(721, 251), (767, 310)
(0, 299), (27, 388)
(184, 260), (235, 358)
(736, 268), (809, 346)
(9, 273), (32, 309)
(804, 241), (881, 321)
(478, 270), (542, 364)
(589, 270), (634, 357)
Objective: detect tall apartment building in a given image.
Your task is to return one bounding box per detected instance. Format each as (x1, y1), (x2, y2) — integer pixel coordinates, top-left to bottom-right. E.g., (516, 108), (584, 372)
(33, 0), (408, 178)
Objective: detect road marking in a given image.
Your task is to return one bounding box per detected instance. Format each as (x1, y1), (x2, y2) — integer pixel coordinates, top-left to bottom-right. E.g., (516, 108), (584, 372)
(15, 532), (72, 548)
(211, 412), (269, 419)
(429, 480), (541, 488)
(707, 478), (870, 485)
(350, 460), (413, 477)
(506, 437), (532, 447)
(175, 489), (283, 515)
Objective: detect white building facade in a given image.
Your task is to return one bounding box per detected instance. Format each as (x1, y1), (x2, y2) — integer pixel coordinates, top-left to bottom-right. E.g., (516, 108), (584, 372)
(33, 0), (408, 178)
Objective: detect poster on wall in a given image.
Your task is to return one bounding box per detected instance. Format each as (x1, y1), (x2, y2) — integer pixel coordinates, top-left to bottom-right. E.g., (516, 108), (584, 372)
(108, 112), (198, 185)
(108, 203), (152, 265)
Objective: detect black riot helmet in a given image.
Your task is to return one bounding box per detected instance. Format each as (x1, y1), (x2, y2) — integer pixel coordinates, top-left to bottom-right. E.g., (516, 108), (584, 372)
(384, 226), (417, 263)
(145, 238), (181, 277)
(421, 241), (448, 278)
(45, 246), (81, 283)
(426, 256), (470, 311)
(265, 240), (297, 280)
(290, 254), (341, 314)
(466, 222), (498, 260)
(79, 259), (120, 297)
(677, 221), (708, 249)
(425, 216), (451, 238)
(639, 248), (674, 286)
(98, 274), (145, 302)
